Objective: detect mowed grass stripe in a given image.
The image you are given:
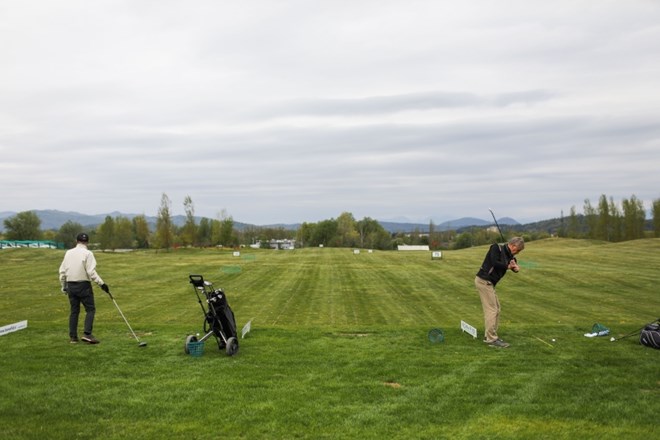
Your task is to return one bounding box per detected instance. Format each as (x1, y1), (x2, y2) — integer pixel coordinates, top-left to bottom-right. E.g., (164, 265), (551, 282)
(1, 240), (658, 439)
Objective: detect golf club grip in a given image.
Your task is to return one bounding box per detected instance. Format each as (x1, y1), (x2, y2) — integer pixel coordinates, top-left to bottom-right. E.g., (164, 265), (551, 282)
(189, 274), (205, 288)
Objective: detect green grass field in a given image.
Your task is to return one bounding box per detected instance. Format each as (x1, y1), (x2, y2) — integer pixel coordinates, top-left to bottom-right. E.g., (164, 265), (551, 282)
(0, 239), (658, 439)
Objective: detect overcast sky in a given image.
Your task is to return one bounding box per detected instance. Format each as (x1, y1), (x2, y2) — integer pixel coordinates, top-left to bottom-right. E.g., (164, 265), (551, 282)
(2, 1), (659, 225)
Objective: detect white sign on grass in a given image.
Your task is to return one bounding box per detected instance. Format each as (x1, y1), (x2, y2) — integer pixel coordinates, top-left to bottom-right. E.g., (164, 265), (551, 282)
(241, 318), (253, 339)
(0, 320), (28, 336)
(460, 320), (477, 339)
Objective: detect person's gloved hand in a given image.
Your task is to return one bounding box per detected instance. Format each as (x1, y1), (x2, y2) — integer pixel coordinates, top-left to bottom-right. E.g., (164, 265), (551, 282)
(61, 286), (68, 294)
(101, 284), (110, 293)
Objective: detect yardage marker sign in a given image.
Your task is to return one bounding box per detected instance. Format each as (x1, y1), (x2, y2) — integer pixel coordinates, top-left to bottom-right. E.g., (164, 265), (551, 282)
(460, 320), (477, 339)
(241, 318), (253, 339)
(0, 320), (28, 336)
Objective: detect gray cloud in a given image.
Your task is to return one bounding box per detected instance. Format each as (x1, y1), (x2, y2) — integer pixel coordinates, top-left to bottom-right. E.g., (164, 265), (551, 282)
(1, 1), (659, 224)
(248, 89), (555, 119)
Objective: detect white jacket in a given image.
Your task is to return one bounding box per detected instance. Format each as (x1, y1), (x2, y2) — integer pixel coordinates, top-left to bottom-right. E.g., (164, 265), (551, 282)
(59, 243), (105, 289)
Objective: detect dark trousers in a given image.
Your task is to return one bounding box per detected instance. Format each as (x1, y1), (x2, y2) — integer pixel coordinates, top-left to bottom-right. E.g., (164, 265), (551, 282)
(67, 281), (96, 337)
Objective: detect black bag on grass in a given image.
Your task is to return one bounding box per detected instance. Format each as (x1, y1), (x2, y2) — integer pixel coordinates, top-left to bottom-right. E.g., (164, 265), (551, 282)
(205, 289), (238, 343)
(640, 322), (660, 349)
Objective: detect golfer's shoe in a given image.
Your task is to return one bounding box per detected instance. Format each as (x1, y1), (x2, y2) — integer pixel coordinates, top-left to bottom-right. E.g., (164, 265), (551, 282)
(487, 339), (510, 348)
(70, 337), (79, 344)
(82, 334), (100, 344)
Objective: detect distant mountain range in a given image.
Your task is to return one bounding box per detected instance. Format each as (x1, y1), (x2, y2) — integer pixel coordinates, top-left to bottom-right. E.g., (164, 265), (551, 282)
(377, 217), (519, 233)
(0, 209), (520, 234)
(0, 210), (249, 233)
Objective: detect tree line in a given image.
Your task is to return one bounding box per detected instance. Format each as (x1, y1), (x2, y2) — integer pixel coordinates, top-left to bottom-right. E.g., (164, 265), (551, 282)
(561, 194), (658, 241)
(3, 193), (659, 251)
(1, 194), (294, 250)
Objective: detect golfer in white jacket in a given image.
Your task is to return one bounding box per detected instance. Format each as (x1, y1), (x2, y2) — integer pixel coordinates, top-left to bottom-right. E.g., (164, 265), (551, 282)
(59, 233), (109, 344)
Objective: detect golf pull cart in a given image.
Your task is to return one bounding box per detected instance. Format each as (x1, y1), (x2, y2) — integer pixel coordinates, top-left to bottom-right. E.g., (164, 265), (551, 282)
(185, 275), (239, 356)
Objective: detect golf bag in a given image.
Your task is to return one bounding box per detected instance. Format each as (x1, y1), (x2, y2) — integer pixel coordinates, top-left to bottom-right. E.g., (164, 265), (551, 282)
(205, 288), (238, 343)
(186, 274), (239, 356)
(640, 321), (660, 349)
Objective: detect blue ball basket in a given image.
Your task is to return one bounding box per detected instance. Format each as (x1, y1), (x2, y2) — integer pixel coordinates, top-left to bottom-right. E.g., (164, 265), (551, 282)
(187, 341), (205, 357)
(428, 328), (445, 343)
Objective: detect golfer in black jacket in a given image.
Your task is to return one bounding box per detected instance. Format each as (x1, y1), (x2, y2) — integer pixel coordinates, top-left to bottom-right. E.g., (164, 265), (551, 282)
(475, 236), (524, 348)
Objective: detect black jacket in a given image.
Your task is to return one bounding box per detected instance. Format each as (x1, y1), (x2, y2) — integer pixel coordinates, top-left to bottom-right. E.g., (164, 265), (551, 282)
(476, 243), (515, 286)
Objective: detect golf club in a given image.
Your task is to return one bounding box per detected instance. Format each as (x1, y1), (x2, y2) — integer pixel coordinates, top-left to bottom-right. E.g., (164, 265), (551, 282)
(488, 208), (506, 242)
(610, 318), (660, 342)
(106, 289), (147, 347)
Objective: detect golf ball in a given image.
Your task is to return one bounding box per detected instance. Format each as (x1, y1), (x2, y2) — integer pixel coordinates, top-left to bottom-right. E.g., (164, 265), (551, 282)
(551, 339), (556, 342)
(610, 337), (615, 342)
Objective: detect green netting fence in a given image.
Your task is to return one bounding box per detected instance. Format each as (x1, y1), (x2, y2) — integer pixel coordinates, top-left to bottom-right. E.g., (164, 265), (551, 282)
(0, 240), (65, 249)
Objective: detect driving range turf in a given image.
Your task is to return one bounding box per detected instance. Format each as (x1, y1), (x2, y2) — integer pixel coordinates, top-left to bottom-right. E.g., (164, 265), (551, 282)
(0, 238), (658, 439)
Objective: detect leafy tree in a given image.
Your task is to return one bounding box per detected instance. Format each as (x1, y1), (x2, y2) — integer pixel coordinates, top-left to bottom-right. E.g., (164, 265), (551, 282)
(197, 217), (212, 247)
(209, 210), (234, 247)
(352, 217), (372, 249)
(311, 219), (338, 247)
(454, 232), (473, 249)
(431, 230), (455, 250)
(114, 216), (134, 249)
(219, 217), (236, 247)
(653, 199), (660, 238)
(97, 216), (116, 250)
(621, 195), (645, 240)
(132, 215), (150, 248)
(297, 222), (314, 247)
(583, 199), (597, 239)
(181, 195), (197, 247)
(294, 224), (305, 246)
(594, 194), (622, 242)
(155, 193), (174, 250)
(356, 217), (384, 248)
(567, 206), (580, 238)
(336, 212), (359, 247)
(42, 229), (57, 241)
(607, 196), (622, 242)
(56, 220), (84, 248)
(596, 194), (611, 241)
(240, 225), (260, 247)
(367, 228), (392, 250)
(392, 234), (406, 248)
(558, 210), (566, 238)
(3, 211), (43, 240)
(407, 228), (423, 245)
(428, 220), (446, 248)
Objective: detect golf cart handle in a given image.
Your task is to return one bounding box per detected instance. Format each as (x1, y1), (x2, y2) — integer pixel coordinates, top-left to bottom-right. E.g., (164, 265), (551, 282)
(189, 274), (205, 287)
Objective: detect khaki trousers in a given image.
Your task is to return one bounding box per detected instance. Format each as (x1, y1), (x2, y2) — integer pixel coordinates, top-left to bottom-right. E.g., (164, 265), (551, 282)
(475, 276), (500, 343)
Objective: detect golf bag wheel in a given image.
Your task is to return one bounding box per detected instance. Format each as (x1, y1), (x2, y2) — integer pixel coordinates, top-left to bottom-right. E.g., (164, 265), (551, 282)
(226, 337), (239, 356)
(184, 334), (198, 354)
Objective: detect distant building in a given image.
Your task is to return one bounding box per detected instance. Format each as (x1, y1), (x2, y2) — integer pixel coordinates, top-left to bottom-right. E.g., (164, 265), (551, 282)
(250, 239), (296, 250)
(397, 245), (430, 251)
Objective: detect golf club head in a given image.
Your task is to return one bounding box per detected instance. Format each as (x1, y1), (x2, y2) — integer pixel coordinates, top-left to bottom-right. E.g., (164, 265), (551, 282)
(138, 341), (147, 347)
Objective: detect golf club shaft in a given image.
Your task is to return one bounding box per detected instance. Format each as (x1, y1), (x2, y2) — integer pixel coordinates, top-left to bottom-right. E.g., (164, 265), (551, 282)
(617, 318), (660, 340)
(488, 208), (506, 242)
(111, 298), (141, 342)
